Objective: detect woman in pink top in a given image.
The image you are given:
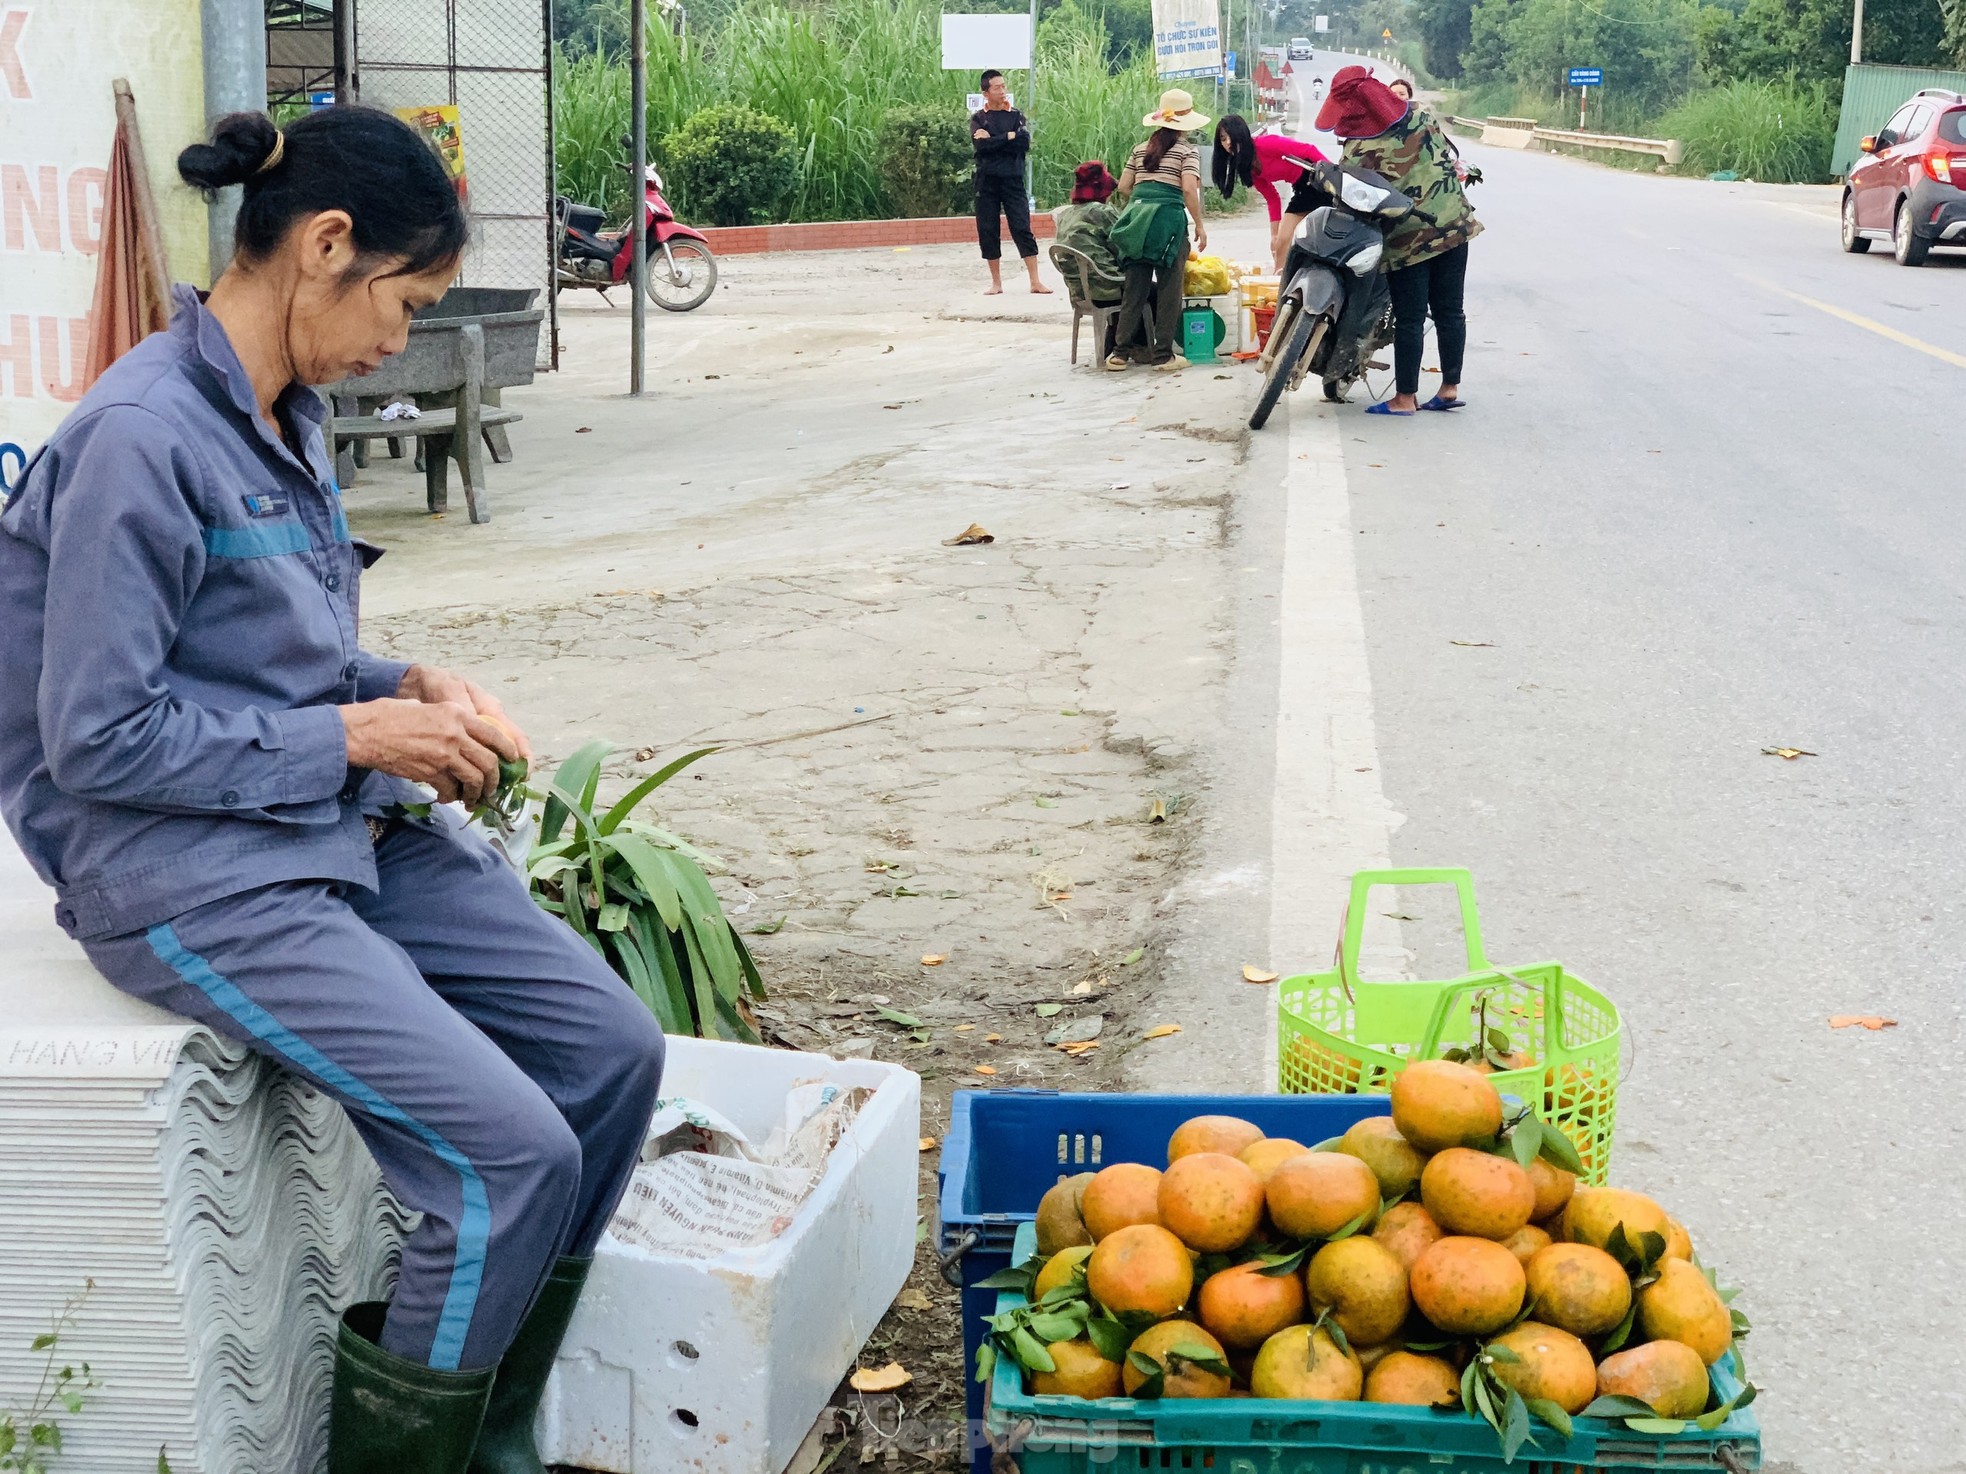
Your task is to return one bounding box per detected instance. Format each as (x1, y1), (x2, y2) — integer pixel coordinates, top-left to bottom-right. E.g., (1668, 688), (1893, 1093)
(1212, 115), (1329, 257)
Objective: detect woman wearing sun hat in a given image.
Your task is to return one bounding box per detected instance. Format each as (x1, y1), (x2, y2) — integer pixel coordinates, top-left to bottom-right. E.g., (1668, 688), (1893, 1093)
(1107, 89), (1211, 372)
(1311, 65), (1481, 415)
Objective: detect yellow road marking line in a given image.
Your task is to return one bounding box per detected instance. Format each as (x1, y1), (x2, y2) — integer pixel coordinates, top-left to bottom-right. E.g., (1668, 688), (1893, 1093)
(1746, 276), (1966, 370)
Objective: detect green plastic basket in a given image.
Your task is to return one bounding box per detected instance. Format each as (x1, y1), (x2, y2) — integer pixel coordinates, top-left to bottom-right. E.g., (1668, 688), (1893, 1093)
(1276, 868), (1622, 1184)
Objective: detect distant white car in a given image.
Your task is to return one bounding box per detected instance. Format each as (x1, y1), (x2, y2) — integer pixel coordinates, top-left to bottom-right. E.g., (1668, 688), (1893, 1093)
(1288, 37), (1315, 58)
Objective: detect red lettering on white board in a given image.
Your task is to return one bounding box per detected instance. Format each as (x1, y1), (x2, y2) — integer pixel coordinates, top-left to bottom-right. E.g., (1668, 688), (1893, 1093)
(0, 10), (28, 103)
(2, 163), (58, 252)
(38, 316), (85, 402)
(0, 314), (30, 398)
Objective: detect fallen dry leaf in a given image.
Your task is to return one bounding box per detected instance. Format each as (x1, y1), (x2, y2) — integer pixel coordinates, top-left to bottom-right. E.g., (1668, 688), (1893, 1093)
(850, 1363), (913, 1393)
(974, 1064), (998, 1076)
(1141, 1024), (1182, 1040)
(575, 426), (593, 433)
(1829, 1015), (1897, 1030)
(1069, 980), (1095, 996)
(1242, 965), (1280, 984)
(985, 1033), (1002, 1043)
(954, 1022), (976, 1033)
(1762, 747), (1817, 760)
(1147, 796), (1168, 824)
(893, 1287), (933, 1311)
(920, 953), (947, 967)
(942, 523), (994, 547)
(919, 1136), (938, 1152)
(1450, 640), (1496, 648)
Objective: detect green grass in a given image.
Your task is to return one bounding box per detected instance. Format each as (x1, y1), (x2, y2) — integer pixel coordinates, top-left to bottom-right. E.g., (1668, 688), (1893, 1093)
(1448, 76), (1835, 184)
(554, 0), (1165, 225)
(1655, 80), (1835, 183)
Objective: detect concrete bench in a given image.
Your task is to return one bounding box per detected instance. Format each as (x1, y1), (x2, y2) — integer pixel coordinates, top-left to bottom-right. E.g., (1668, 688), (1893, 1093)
(333, 404), (524, 526)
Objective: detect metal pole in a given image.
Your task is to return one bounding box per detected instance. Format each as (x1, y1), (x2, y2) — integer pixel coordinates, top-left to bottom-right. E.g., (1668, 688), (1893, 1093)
(1850, 0), (1864, 64)
(1026, 0), (1039, 210)
(629, 0), (648, 397)
(200, 0), (268, 280)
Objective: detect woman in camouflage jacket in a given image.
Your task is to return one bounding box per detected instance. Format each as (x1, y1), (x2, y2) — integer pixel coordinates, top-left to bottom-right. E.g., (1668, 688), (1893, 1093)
(1313, 67), (1481, 414)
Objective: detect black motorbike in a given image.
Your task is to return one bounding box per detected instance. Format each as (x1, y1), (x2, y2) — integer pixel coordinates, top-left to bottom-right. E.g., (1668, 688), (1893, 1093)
(1248, 160), (1417, 430)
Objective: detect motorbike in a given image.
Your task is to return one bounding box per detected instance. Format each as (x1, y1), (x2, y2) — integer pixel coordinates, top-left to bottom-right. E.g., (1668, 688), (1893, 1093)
(555, 136), (718, 312)
(1248, 159), (1417, 430)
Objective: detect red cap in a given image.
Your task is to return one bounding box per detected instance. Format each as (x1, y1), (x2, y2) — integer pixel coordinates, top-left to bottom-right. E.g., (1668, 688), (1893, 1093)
(1314, 66), (1408, 139)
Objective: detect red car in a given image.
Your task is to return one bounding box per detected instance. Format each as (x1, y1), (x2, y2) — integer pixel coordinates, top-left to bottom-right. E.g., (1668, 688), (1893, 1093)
(1842, 88), (1966, 265)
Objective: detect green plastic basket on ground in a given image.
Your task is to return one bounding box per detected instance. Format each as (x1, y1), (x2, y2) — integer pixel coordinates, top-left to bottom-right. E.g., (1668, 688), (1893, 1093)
(1276, 868), (1623, 1184)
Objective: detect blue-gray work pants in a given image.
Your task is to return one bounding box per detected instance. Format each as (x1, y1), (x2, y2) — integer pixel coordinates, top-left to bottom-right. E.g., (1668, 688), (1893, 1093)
(82, 816), (665, 1372)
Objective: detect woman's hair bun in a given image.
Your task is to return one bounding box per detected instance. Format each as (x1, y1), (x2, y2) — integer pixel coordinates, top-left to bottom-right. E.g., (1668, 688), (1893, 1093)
(178, 112), (282, 193)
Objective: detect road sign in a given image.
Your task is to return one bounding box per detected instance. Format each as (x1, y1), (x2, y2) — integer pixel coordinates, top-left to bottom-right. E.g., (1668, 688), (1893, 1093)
(1152, 0), (1224, 78)
(1567, 66), (1602, 85)
(1381, 27), (1392, 38)
(1226, 48), (1238, 72)
(1314, 14), (1328, 29)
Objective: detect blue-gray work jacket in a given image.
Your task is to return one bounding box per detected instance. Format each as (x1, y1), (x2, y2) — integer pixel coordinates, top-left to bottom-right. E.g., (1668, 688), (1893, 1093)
(0, 286), (416, 941)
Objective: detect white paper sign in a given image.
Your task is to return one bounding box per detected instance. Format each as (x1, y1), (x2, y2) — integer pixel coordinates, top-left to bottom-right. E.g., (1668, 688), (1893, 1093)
(940, 13), (1033, 70)
(1152, 0), (1223, 78)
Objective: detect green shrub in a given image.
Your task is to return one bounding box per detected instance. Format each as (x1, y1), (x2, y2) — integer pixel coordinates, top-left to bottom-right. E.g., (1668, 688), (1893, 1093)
(663, 103), (797, 226)
(877, 102), (974, 217)
(1657, 79), (1835, 182)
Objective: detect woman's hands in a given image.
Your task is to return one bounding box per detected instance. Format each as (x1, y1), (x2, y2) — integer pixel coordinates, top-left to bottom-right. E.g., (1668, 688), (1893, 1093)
(339, 664), (530, 809)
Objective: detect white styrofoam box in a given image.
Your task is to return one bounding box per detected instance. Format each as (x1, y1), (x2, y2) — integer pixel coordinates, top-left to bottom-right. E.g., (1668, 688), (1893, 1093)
(539, 1037), (921, 1474)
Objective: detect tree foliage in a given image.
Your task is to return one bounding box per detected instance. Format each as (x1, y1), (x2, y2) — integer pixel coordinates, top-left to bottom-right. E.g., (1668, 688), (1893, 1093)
(1414, 0), (1476, 76)
(1693, 0), (1944, 84)
(662, 104), (798, 226)
(1465, 0), (1699, 110)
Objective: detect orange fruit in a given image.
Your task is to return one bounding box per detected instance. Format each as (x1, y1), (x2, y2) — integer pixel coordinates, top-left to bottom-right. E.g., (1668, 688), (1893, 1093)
(1371, 1201), (1445, 1273)
(1337, 1116), (1427, 1198)
(1081, 1162), (1164, 1240)
(1033, 1244), (1095, 1301)
(1596, 1340), (1710, 1419)
(1303, 1236), (1411, 1346)
(1239, 1137), (1311, 1183)
(1637, 1259), (1733, 1365)
(1664, 1216), (1694, 1261)
(1485, 1321), (1597, 1415)
(1035, 1172), (1097, 1256)
(1123, 1321), (1232, 1398)
(1197, 1262), (1307, 1350)
(1267, 1152), (1382, 1239)
(1526, 1158), (1576, 1224)
(1561, 1187), (1670, 1254)
(1409, 1236), (1525, 1336)
(1501, 1224), (1552, 1267)
(1419, 1148), (1536, 1240)
(1364, 1350), (1462, 1407)
(1249, 1325), (1362, 1400)
(1524, 1243), (1631, 1339)
(1032, 1338), (1123, 1399)
(1390, 1060), (1504, 1152)
(1168, 1115), (1265, 1163)
(1159, 1153), (1265, 1253)
(1085, 1223), (1194, 1318)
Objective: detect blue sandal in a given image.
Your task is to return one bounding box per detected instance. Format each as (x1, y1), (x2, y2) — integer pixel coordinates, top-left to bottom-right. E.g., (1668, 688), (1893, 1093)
(1365, 401), (1415, 416)
(1420, 395), (1466, 411)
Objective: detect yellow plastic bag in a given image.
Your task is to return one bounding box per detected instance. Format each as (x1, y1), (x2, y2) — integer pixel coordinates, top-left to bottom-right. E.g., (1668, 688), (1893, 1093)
(1183, 254), (1231, 296)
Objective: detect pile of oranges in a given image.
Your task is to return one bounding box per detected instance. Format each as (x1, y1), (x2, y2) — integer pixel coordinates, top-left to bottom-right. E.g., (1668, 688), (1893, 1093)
(985, 1060), (1750, 1446)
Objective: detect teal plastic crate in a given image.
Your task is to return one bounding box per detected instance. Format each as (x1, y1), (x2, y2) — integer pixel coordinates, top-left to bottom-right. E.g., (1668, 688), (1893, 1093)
(984, 1224), (1761, 1474)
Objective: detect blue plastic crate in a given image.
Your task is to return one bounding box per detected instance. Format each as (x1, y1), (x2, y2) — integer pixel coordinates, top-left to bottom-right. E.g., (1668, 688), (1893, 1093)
(936, 1090), (1394, 1474)
(986, 1221), (1762, 1474)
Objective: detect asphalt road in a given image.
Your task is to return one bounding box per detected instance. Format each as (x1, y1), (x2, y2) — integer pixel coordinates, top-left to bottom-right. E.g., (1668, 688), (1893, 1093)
(1277, 133), (1966, 1470)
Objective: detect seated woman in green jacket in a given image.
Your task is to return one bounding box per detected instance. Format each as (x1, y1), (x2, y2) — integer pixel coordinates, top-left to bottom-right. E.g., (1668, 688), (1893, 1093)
(1053, 162), (1125, 357)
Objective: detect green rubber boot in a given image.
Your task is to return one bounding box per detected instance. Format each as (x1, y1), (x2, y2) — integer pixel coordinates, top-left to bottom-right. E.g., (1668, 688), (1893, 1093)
(468, 1256), (593, 1474)
(330, 1303), (495, 1474)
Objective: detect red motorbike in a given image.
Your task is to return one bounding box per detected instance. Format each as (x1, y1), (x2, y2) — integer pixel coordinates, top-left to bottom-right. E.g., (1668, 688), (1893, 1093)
(555, 138), (718, 312)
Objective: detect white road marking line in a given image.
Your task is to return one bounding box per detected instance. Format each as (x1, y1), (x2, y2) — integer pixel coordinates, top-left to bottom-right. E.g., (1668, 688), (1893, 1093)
(1268, 401), (1406, 1089)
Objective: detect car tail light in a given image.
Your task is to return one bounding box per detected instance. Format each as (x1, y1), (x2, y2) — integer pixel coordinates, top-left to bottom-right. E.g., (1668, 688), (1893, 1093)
(1921, 151), (1966, 182)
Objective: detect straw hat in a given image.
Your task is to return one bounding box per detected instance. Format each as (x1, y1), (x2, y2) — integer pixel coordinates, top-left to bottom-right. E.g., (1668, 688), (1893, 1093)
(1142, 89), (1211, 131)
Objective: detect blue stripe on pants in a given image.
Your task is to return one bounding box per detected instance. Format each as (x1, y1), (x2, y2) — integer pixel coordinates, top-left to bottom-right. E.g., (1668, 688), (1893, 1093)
(144, 922), (491, 1371)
